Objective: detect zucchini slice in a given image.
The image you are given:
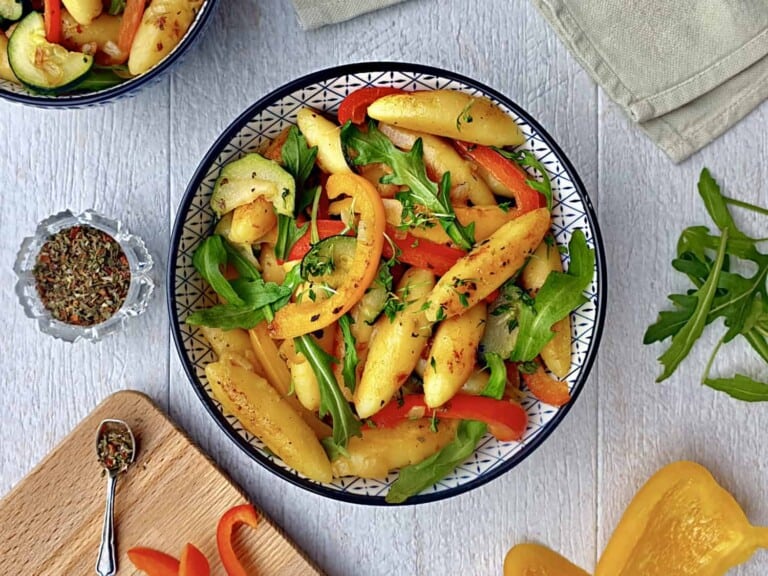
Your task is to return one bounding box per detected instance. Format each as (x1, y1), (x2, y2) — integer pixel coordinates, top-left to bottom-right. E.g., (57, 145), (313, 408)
(8, 12), (93, 94)
(211, 153), (296, 218)
(0, 0), (23, 22)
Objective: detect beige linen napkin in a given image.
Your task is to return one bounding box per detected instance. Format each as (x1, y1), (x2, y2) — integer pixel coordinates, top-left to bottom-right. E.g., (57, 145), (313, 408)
(531, 0), (768, 162)
(291, 0), (405, 29)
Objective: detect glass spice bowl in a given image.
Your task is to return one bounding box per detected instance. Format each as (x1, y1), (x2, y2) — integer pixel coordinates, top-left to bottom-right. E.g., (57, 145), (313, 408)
(14, 209), (154, 343)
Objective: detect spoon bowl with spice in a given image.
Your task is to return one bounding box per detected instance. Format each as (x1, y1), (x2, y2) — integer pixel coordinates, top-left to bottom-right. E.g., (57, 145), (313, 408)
(14, 209), (154, 342)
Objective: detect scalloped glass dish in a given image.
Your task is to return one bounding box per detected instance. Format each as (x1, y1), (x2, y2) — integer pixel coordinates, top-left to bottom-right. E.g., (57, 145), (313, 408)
(14, 209), (154, 342)
(169, 63), (607, 505)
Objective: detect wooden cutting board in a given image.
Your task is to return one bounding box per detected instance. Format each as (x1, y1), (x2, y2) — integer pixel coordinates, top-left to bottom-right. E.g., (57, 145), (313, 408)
(0, 390), (322, 575)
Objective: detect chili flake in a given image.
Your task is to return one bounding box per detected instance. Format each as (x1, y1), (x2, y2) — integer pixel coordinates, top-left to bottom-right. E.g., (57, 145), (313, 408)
(33, 225), (131, 326)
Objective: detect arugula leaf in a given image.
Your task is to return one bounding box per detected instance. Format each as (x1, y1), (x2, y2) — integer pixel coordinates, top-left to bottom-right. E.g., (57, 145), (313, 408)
(321, 437), (350, 460)
(493, 148), (553, 211)
(509, 230), (595, 362)
(222, 241), (260, 281)
(656, 229), (729, 382)
(338, 314), (359, 393)
(385, 420), (487, 504)
(294, 334), (361, 447)
(186, 304), (267, 330)
(281, 126), (318, 209)
(192, 236), (245, 306)
(698, 168), (747, 241)
(274, 214), (309, 261)
(341, 121), (475, 249)
(481, 352), (506, 399)
(108, 0), (126, 15)
(704, 374), (768, 402)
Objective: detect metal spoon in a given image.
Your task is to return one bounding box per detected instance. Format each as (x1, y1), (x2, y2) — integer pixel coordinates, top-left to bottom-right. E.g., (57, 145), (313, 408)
(95, 419), (136, 576)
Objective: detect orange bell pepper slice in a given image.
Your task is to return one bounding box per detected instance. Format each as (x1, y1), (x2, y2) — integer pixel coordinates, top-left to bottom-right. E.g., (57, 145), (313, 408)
(269, 173), (386, 339)
(217, 503), (260, 576)
(454, 141), (545, 216)
(127, 547), (180, 576)
(117, 0), (146, 56)
(521, 361), (571, 407)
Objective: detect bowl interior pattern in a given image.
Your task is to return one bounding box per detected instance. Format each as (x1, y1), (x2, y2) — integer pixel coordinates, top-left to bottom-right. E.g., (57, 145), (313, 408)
(0, 0), (216, 106)
(170, 65), (605, 504)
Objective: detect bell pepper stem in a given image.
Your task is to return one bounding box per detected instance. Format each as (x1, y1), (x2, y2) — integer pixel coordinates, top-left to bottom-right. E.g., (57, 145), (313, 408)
(753, 526), (768, 547)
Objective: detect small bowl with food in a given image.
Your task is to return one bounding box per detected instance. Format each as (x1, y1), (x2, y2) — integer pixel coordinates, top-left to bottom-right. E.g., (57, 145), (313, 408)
(0, 0), (217, 107)
(169, 63), (606, 504)
(15, 209), (154, 341)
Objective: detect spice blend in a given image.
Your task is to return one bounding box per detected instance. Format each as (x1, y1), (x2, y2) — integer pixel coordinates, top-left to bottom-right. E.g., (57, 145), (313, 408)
(97, 428), (134, 474)
(33, 226), (131, 326)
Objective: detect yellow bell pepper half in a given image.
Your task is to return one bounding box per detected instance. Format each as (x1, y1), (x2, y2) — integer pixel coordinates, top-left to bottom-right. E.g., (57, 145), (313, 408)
(268, 173), (386, 339)
(596, 461), (768, 576)
(506, 461), (768, 576)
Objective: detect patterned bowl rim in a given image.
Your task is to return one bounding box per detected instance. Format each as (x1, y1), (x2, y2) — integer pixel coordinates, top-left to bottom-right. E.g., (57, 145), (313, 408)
(0, 0), (219, 108)
(168, 61), (607, 506)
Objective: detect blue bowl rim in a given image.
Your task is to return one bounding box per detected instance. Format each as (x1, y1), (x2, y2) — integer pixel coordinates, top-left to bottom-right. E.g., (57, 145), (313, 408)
(168, 61), (607, 506)
(0, 0), (219, 108)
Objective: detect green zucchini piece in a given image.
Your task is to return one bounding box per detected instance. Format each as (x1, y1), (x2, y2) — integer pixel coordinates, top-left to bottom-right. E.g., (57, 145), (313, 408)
(300, 235), (356, 286)
(8, 12), (93, 94)
(211, 153), (295, 218)
(0, 0), (23, 22)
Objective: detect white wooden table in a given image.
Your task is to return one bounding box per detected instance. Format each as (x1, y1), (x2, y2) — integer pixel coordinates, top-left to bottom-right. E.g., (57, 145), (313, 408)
(2, 1), (767, 574)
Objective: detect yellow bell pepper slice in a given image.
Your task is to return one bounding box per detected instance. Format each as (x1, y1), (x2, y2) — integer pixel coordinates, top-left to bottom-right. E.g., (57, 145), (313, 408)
(268, 173), (385, 339)
(504, 543), (590, 576)
(596, 460), (768, 576)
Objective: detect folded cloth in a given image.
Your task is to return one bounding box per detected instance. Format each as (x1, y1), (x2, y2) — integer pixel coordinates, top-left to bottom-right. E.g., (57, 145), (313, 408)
(291, 0), (406, 29)
(531, 0), (768, 162)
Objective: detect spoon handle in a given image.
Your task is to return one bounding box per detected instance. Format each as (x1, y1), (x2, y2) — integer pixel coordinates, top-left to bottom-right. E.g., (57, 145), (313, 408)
(95, 473), (118, 576)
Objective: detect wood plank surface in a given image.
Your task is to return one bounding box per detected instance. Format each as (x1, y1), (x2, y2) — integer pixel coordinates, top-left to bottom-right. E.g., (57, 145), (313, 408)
(0, 0), (766, 575)
(0, 391), (320, 575)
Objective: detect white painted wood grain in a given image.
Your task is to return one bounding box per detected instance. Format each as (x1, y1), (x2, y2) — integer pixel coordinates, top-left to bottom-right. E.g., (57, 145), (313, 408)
(1, 0), (765, 574)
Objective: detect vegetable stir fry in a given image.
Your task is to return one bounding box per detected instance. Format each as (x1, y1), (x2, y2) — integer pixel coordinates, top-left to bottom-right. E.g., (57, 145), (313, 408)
(189, 87), (595, 503)
(0, 0), (203, 94)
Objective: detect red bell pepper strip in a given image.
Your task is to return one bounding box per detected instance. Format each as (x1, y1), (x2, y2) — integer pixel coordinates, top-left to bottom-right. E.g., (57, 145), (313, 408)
(383, 225), (465, 276)
(127, 547), (180, 576)
(286, 219), (349, 261)
(217, 503), (260, 576)
(43, 0), (62, 43)
(370, 394), (527, 441)
(337, 87), (406, 125)
(521, 362), (571, 407)
(454, 141), (545, 216)
(179, 543), (210, 576)
(117, 0), (147, 56)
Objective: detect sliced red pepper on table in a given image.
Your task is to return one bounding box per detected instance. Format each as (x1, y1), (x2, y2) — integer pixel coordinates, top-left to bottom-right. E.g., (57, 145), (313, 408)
(179, 543), (210, 576)
(117, 0), (147, 57)
(337, 87), (406, 125)
(454, 141), (545, 216)
(127, 547), (181, 576)
(217, 503), (260, 576)
(370, 394), (527, 441)
(43, 0), (62, 43)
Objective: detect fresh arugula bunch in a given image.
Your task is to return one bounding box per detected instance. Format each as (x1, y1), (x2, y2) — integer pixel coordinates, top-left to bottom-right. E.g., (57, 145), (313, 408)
(187, 235), (361, 446)
(645, 168), (768, 400)
(340, 121), (475, 250)
(275, 126), (317, 260)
